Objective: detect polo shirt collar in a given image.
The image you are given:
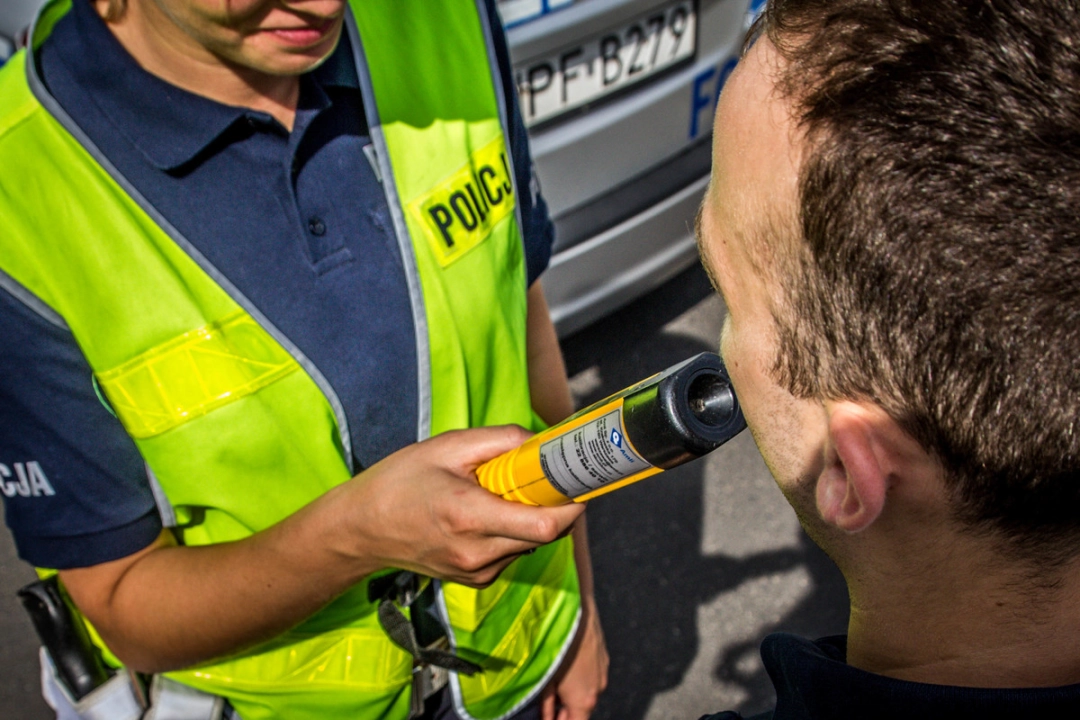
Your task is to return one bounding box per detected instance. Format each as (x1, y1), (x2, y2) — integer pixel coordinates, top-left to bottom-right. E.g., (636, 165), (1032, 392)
(57, 0), (355, 172)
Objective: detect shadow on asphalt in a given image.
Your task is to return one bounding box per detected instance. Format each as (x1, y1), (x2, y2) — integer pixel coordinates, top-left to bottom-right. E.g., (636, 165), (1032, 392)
(560, 264), (850, 720)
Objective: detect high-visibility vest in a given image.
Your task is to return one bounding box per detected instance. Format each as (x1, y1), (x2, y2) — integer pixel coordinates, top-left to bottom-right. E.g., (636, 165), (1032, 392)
(0, 1), (581, 718)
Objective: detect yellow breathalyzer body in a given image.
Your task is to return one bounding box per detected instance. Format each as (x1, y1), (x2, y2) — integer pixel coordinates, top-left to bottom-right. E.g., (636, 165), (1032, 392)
(476, 353), (746, 506)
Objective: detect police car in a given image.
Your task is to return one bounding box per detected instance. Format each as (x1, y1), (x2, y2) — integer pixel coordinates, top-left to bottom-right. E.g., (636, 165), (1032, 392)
(501, 0), (763, 335)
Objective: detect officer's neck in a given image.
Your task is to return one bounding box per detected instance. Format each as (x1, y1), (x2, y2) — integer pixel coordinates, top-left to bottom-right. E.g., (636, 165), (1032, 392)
(95, 0), (300, 130)
(842, 520), (1080, 689)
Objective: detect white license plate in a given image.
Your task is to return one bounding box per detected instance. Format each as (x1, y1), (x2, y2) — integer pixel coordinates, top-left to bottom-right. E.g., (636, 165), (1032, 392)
(514, 0), (697, 127)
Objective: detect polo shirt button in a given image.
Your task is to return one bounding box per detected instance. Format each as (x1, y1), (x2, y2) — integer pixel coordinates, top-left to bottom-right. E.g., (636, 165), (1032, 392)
(308, 217), (327, 236)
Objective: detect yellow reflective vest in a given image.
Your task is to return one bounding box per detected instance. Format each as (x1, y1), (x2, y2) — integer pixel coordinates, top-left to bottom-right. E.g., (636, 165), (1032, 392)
(0, 1), (581, 718)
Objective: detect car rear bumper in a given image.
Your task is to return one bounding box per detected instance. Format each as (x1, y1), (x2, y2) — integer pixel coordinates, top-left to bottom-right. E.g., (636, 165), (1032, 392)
(543, 170), (708, 337)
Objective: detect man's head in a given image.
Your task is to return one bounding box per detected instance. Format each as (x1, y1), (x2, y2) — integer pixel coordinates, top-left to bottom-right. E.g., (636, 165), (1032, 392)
(698, 0), (1080, 571)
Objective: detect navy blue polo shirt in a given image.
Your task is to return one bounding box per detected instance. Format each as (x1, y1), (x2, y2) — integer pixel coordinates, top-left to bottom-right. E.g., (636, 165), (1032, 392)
(0, 0), (554, 569)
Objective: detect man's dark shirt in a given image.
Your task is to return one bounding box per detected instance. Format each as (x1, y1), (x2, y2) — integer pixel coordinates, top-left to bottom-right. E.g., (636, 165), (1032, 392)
(0, 0), (552, 569)
(701, 634), (1080, 720)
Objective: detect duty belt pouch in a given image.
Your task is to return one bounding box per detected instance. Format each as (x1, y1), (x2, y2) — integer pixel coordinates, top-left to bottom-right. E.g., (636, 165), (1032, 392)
(41, 650), (226, 720)
(39, 647), (144, 720)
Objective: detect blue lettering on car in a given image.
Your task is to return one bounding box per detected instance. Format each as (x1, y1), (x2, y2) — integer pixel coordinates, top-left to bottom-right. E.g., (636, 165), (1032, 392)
(689, 57), (739, 140)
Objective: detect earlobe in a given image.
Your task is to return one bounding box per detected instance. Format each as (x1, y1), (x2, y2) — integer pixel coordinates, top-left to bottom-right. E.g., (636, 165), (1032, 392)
(815, 404), (890, 533)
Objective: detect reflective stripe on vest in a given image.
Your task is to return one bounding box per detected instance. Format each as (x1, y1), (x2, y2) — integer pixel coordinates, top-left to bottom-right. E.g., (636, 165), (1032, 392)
(97, 311), (300, 439)
(0, 1), (580, 719)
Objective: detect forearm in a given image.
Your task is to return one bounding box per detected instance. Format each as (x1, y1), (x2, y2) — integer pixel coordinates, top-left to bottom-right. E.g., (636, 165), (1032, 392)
(571, 516), (596, 601)
(527, 283), (575, 426)
(60, 483), (371, 673)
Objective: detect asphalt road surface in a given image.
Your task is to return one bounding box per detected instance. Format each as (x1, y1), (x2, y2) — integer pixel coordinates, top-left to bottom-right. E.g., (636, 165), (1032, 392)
(0, 264), (849, 720)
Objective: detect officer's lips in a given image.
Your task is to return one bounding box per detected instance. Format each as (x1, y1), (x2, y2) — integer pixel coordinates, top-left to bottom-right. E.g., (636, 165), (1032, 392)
(265, 16), (340, 48)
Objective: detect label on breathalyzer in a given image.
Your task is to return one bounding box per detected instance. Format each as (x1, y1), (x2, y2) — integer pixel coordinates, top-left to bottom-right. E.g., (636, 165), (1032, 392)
(539, 408), (652, 498)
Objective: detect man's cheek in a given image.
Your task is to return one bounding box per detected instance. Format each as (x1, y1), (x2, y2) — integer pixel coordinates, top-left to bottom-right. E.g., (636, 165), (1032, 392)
(718, 319), (755, 399)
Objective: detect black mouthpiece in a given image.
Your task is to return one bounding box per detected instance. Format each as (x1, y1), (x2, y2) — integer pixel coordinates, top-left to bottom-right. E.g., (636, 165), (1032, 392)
(622, 353), (746, 468)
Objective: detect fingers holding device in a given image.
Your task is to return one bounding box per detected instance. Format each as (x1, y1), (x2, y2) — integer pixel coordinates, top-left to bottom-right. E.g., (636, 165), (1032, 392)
(340, 427), (585, 587)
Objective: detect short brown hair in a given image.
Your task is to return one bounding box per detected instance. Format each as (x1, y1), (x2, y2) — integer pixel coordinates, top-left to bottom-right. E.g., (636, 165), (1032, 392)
(756, 0), (1080, 564)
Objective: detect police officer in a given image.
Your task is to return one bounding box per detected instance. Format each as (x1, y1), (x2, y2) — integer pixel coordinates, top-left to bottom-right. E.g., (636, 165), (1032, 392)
(0, 0), (608, 718)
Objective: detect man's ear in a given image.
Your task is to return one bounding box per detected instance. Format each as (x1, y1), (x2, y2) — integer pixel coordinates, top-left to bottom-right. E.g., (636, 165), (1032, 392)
(814, 402), (892, 533)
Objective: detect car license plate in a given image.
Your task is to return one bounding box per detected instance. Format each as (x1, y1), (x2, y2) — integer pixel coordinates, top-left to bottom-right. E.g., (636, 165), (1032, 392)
(514, 0), (697, 127)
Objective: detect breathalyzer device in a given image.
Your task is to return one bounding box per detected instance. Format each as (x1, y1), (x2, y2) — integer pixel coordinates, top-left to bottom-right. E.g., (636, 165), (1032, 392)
(476, 353), (746, 506)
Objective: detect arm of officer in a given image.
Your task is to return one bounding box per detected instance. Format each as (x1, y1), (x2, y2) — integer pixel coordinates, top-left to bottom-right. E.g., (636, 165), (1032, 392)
(59, 426), (584, 674)
(526, 284), (610, 720)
